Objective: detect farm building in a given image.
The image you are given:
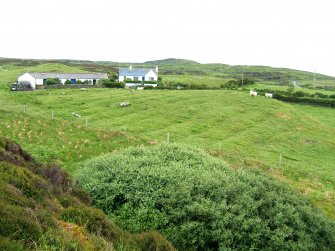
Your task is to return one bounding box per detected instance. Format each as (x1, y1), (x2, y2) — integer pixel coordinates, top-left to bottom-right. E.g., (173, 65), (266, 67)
(17, 72), (108, 89)
(119, 66), (158, 87)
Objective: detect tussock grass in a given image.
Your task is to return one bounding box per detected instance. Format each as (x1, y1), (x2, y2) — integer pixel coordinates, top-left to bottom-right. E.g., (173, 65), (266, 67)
(0, 137), (175, 251)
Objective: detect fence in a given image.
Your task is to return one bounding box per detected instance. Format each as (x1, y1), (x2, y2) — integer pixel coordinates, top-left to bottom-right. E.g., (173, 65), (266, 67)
(0, 97), (286, 171)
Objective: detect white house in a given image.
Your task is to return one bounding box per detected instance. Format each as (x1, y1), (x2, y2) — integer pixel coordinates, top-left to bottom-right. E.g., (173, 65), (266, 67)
(17, 72), (108, 89)
(118, 66), (158, 87)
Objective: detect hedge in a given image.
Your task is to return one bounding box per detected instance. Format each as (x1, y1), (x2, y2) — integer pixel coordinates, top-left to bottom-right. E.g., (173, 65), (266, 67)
(76, 144), (335, 251)
(254, 88), (335, 107)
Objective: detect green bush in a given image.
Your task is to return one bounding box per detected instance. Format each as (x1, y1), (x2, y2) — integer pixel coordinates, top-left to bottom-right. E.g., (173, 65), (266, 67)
(76, 144), (335, 251)
(45, 78), (61, 85)
(82, 80), (92, 85)
(64, 79), (72, 85)
(99, 79), (125, 88)
(253, 88), (335, 107)
(221, 78), (255, 89)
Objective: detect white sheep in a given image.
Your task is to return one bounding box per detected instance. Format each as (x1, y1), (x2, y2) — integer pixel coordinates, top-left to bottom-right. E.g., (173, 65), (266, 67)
(250, 90), (257, 96)
(265, 93), (273, 98)
(72, 112), (81, 117)
(120, 102), (130, 107)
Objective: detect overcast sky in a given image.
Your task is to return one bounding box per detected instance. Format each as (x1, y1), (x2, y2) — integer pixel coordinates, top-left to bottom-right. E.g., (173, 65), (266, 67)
(1, 0), (335, 76)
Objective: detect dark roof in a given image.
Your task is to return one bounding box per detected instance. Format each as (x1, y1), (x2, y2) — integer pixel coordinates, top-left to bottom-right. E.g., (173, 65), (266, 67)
(28, 72), (108, 79)
(119, 68), (157, 77)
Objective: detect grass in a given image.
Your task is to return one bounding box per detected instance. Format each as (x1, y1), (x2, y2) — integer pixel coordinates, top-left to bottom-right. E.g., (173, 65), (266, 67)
(251, 82), (335, 95)
(0, 87), (334, 218)
(0, 137), (175, 251)
(0, 61), (334, 218)
(162, 74), (233, 87)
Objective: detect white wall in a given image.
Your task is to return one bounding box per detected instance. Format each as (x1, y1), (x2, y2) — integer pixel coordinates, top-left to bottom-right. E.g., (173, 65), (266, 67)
(119, 70), (158, 82)
(36, 79), (43, 85)
(144, 70), (158, 81)
(17, 73), (36, 89)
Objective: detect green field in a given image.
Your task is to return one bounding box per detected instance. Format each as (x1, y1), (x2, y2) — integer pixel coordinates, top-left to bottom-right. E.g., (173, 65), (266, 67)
(0, 60), (334, 219)
(162, 74), (233, 87)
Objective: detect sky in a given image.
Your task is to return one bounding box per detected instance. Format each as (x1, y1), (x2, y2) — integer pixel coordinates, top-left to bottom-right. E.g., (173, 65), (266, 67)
(1, 0), (335, 76)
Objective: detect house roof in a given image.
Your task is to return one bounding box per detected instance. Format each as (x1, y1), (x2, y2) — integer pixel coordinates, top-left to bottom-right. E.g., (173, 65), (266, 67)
(28, 72), (108, 79)
(119, 68), (157, 77)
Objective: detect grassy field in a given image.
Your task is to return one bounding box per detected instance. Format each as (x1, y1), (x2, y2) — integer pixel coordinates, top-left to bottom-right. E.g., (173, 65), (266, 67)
(162, 74), (233, 87)
(251, 82), (335, 94)
(0, 61), (334, 218)
(0, 86), (334, 217)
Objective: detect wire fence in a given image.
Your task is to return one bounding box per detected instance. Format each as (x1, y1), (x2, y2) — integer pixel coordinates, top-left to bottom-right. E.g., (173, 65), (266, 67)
(0, 97), (285, 171)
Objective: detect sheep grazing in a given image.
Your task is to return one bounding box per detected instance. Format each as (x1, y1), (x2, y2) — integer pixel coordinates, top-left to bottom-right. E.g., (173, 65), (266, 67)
(72, 112), (81, 118)
(265, 93), (273, 98)
(120, 102), (130, 107)
(80, 88), (87, 91)
(250, 90), (257, 96)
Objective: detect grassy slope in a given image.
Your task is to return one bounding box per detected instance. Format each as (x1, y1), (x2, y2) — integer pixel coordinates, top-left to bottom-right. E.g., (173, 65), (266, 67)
(0, 61), (334, 217)
(0, 137), (175, 250)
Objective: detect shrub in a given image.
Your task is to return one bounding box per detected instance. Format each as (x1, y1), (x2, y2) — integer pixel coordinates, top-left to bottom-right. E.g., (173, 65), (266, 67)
(64, 79), (72, 85)
(221, 80), (239, 89)
(76, 144), (335, 251)
(99, 79), (125, 88)
(45, 78), (61, 85)
(76, 79), (82, 84)
(144, 85), (155, 90)
(221, 78), (255, 89)
(82, 80), (92, 85)
(0, 137), (175, 251)
(293, 91), (308, 97)
(41, 164), (71, 192)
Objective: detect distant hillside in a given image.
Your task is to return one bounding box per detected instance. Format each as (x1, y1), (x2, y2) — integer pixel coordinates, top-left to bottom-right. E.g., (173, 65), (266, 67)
(144, 58), (200, 65)
(0, 137), (174, 251)
(1, 57), (334, 83)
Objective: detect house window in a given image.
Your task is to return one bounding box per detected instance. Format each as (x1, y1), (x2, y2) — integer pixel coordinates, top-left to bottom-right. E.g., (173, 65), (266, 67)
(149, 77), (154, 81)
(134, 77), (139, 81)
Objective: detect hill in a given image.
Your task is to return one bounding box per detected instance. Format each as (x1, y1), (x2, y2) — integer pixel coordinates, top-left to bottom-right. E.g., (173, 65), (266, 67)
(0, 86), (334, 218)
(144, 58), (200, 66)
(1, 57), (334, 90)
(0, 61), (334, 216)
(76, 144), (335, 251)
(0, 136), (175, 250)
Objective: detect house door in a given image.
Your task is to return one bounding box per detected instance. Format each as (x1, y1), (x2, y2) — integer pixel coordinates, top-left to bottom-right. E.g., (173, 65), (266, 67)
(71, 79), (76, 84)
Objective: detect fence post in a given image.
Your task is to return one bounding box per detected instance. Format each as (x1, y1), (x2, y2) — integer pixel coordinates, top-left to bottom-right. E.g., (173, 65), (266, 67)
(86, 117), (88, 126)
(167, 132), (170, 143)
(51, 110), (54, 119)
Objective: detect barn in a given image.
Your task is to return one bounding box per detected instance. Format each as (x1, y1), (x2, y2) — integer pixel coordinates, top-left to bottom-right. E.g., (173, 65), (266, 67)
(17, 72), (108, 89)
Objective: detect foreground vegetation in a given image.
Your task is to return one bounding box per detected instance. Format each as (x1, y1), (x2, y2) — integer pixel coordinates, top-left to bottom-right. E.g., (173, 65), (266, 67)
(0, 137), (174, 250)
(1, 58), (335, 249)
(0, 87), (334, 217)
(76, 144), (335, 251)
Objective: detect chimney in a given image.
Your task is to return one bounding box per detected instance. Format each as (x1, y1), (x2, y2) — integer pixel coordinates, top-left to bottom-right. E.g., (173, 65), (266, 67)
(129, 65), (132, 70)
(156, 66), (158, 73)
